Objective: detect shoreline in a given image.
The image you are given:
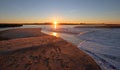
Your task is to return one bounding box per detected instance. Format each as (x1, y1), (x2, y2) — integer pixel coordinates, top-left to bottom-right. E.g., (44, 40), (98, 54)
(0, 24), (23, 28)
(74, 24), (120, 28)
(0, 28), (101, 70)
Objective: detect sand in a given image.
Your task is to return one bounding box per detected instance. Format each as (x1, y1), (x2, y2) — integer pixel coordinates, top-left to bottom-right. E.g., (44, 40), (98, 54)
(0, 28), (46, 40)
(0, 28), (101, 70)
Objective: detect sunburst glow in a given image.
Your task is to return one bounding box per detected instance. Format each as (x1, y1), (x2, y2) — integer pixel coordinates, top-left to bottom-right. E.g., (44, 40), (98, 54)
(53, 21), (58, 29)
(54, 21), (58, 25)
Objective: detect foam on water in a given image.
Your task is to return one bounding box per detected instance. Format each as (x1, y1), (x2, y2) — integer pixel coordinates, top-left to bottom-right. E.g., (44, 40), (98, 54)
(77, 28), (120, 70)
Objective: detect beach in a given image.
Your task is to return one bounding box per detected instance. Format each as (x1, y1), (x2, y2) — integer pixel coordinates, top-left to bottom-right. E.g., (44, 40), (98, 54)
(0, 28), (101, 70)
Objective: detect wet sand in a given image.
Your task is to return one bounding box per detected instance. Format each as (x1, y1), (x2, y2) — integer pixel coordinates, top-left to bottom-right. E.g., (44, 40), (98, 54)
(0, 28), (101, 70)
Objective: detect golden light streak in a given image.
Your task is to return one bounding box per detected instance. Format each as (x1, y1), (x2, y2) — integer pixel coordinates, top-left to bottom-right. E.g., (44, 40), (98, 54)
(53, 21), (58, 29)
(54, 24), (57, 29)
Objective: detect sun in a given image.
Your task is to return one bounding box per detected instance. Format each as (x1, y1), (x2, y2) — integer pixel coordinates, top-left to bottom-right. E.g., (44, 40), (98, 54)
(53, 21), (58, 25)
(53, 21), (58, 29)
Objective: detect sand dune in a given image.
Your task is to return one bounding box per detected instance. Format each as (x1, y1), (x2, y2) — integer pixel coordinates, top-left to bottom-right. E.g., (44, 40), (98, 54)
(0, 28), (101, 70)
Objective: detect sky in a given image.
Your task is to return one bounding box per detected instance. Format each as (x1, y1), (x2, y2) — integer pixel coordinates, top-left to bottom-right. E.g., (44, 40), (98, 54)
(0, 0), (120, 24)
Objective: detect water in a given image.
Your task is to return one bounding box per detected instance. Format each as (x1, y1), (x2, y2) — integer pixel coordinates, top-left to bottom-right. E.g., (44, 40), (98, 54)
(0, 25), (120, 70)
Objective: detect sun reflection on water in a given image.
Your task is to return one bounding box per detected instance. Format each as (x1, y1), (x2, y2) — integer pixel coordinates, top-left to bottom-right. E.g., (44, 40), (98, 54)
(51, 32), (58, 37)
(53, 21), (58, 29)
(54, 24), (57, 29)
